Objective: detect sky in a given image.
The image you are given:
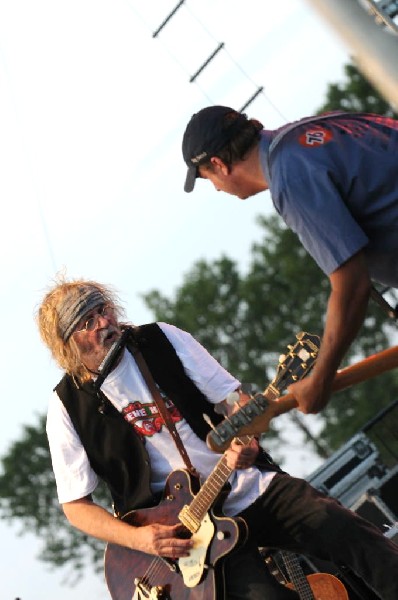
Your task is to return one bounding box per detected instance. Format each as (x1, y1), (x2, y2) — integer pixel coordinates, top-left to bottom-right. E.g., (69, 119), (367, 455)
(0, 0), (352, 598)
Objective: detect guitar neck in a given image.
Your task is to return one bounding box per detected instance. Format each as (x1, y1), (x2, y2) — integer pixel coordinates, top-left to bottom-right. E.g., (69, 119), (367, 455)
(282, 552), (315, 600)
(179, 388), (280, 532)
(179, 453), (233, 532)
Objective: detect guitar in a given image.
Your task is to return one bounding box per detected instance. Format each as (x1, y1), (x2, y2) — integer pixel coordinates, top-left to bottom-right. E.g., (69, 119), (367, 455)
(104, 333), (320, 600)
(207, 331), (321, 453)
(207, 342), (398, 453)
(263, 550), (348, 600)
(105, 468), (247, 600)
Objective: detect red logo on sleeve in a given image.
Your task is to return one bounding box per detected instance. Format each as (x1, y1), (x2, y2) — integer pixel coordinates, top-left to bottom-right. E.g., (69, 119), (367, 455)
(299, 127), (333, 147)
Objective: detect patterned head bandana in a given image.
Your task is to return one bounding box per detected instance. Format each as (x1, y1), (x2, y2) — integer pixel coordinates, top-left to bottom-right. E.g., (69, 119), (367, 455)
(58, 287), (106, 342)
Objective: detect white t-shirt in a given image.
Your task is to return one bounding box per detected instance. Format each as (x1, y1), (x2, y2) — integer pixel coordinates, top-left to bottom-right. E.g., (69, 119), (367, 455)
(46, 323), (276, 516)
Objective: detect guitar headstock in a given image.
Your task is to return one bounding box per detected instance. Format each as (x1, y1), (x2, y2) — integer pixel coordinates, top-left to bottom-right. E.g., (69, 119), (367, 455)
(206, 331), (320, 452)
(271, 331), (320, 395)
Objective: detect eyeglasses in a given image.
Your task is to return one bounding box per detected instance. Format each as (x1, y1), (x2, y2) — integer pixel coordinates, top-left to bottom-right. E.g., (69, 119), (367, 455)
(74, 304), (114, 334)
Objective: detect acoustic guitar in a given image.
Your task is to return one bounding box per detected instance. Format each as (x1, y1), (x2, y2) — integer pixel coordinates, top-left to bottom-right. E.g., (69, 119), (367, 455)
(104, 332), (320, 600)
(264, 549), (348, 600)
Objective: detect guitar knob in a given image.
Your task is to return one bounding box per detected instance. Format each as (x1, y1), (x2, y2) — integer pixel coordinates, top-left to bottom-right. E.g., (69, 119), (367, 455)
(216, 531), (226, 540)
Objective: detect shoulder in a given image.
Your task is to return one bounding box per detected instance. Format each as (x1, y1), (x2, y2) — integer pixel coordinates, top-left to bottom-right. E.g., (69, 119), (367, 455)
(157, 322), (199, 352)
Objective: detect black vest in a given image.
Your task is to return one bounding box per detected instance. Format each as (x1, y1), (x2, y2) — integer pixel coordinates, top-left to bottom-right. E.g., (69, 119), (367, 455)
(56, 323), (281, 515)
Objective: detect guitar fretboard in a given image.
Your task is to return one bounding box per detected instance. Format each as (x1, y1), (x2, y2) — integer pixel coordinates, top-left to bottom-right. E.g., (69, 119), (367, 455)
(282, 552), (315, 600)
(179, 386), (281, 531)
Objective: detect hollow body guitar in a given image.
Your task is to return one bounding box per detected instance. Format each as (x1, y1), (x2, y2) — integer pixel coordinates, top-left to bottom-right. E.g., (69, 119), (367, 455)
(105, 469), (247, 600)
(104, 332), (321, 600)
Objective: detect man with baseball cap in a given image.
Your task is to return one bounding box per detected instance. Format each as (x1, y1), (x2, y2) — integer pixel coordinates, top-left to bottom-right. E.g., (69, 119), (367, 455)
(182, 105), (398, 415)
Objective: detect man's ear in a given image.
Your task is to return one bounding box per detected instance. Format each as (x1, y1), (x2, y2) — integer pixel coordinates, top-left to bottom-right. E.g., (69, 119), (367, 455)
(210, 156), (230, 175)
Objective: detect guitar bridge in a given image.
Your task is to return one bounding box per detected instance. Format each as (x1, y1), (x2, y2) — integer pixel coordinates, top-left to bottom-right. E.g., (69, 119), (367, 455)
(133, 578), (166, 599)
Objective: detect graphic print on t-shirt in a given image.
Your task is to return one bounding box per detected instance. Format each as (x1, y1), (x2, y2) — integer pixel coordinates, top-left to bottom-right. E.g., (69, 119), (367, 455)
(121, 397), (182, 437)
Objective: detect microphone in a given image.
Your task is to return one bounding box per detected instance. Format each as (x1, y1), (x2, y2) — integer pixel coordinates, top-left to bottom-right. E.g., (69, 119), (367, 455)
(94, 328), (131, 393)
(94, 328), (131, 414)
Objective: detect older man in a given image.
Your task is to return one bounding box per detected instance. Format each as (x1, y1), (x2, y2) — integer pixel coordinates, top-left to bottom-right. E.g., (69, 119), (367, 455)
(38, 277), (398, 599)
(182, 106), (398, 415)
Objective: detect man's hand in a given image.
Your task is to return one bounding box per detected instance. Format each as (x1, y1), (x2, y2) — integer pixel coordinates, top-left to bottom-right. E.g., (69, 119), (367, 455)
(63, 497), (193, 558)
(288, 375), (332, 414)
(225, 437), (260, 469)
(133, 523), (193, 558)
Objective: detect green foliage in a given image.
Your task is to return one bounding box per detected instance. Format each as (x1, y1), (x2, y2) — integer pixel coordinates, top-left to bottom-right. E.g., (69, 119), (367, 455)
(317, 63), (398, 118)
(144, 256), (245, 376)
(0, 414), (111, 578)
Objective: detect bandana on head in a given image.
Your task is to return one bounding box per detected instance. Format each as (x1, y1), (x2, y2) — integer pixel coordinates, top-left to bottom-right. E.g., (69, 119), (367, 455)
(58, 287), (106, 341)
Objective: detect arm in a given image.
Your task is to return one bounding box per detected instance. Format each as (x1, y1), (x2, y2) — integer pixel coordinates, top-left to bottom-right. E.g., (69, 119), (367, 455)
(288, 250), (371, 414)
(62, 496), (193, 558)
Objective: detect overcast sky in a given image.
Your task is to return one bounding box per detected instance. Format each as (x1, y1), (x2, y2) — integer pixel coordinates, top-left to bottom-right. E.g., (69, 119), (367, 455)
(0, 1), (351, 597)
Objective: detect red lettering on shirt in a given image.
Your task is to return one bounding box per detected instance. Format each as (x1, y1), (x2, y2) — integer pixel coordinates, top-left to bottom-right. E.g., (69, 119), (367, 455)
(121, 399), (183, 437)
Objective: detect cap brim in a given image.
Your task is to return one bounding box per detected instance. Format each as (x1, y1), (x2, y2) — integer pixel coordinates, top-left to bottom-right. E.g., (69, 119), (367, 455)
(184, 165), (197, 193)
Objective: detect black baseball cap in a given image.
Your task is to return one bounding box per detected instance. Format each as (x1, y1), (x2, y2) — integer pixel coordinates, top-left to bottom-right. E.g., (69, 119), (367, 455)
(182, 106), (248, 193)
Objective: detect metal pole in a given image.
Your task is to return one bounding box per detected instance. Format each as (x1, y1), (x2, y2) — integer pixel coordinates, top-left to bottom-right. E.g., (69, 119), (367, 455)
(304, 0), (398, 110)
(361, 0), (398, 33)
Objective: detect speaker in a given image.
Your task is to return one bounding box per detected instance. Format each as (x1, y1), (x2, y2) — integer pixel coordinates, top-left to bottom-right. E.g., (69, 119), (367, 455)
(306, 433), (387, 507)
(385, 523), (398, 544)
(351, 491), (396, 531)
(377, 465), (398, 517)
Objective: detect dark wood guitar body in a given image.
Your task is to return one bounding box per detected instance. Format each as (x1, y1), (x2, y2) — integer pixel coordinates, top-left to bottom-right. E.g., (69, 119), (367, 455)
(105, 470), (248, 600)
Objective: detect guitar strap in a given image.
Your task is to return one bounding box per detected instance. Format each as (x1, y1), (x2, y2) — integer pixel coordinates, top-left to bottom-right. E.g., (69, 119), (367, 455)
(133, 349), (200, 478)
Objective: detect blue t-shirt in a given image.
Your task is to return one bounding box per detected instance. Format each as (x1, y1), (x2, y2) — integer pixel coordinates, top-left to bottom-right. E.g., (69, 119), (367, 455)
(260, 113), (398, 286)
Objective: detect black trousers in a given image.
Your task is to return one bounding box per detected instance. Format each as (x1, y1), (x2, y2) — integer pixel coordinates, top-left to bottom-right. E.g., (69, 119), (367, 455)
(223, 472), (398, 600)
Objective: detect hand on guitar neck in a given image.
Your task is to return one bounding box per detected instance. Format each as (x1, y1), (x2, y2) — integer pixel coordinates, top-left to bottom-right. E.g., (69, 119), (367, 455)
(224, 436), (260, 470)
(222, 389), (261, 470)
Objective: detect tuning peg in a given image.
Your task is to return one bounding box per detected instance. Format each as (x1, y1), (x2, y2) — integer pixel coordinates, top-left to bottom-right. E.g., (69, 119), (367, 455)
(226, 390), (240, 406)
(203, 413), (218, 432)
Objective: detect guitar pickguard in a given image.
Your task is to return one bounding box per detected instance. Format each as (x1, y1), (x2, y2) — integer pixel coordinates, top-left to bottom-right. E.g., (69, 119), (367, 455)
(178, 512), (215, 588)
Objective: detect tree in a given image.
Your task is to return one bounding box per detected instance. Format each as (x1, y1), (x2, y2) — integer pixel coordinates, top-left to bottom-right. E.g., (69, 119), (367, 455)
(317, 62), (398, 118)
(0, 414), (111, 579)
